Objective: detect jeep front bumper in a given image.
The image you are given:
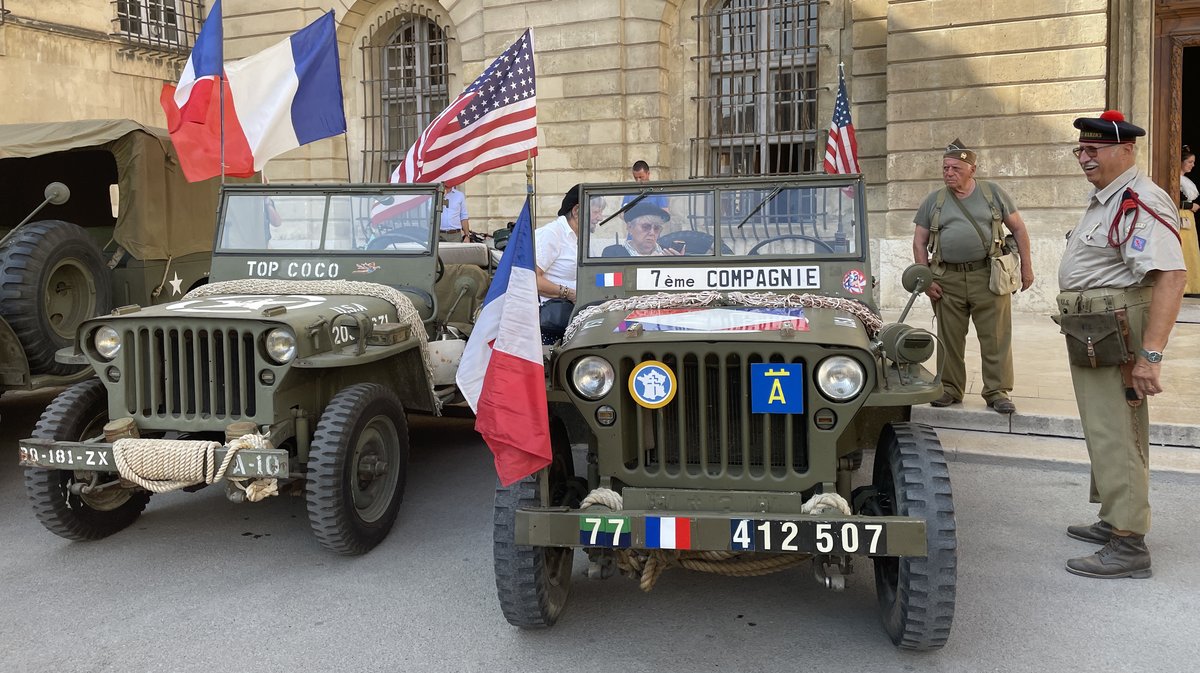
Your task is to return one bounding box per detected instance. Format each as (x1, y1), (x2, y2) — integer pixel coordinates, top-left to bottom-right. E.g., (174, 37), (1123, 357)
(18, 438), (290, 480)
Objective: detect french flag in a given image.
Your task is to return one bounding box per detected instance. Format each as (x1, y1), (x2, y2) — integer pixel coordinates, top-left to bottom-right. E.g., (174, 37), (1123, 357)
(171, 0), (222, 125)
(645, 516), (692, 550)
(161, 10), (347, 182)
(456, 198), (552, 485)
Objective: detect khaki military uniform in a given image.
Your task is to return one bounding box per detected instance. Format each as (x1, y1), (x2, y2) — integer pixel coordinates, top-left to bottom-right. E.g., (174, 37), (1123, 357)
(914, 180), (1018, 403)
(1058, 166), (1186, 535)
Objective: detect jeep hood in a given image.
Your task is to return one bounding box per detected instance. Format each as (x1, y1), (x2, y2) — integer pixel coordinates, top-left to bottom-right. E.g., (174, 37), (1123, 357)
(562, 303), (874, 351)
(90, 293), (404, 333)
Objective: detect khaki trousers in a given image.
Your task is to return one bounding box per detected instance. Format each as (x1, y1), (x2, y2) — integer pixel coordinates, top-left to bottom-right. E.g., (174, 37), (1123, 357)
(932, 264), (1014, 402)
(1059, 290), (1152, 535)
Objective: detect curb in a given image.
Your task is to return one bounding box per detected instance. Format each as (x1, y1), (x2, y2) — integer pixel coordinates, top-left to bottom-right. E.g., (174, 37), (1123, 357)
(912, 406), (1200, 450)
(932, 428), (1200, 477)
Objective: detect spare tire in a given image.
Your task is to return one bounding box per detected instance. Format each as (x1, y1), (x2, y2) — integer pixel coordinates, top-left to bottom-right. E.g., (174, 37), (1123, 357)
(0, 220), (112, 376)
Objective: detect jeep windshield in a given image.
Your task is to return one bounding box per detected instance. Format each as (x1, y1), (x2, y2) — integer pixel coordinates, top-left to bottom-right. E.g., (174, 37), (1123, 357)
(582, 177), (861, 260)
(217, 188), (438, 254)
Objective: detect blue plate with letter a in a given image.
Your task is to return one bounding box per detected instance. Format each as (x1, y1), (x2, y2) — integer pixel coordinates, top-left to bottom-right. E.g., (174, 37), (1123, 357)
(750, 363), (804, 414)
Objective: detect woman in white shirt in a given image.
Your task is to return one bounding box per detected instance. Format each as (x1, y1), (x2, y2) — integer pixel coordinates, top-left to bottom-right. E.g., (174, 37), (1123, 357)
(535, 185), (583, 342)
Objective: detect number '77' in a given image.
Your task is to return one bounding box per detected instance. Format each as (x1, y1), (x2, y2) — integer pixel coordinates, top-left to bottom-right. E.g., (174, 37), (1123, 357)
(584, 517), (625, 545)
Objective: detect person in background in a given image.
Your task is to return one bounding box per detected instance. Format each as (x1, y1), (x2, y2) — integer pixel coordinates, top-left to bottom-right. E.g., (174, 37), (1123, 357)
(439, 185), (472, 243)
(911, 139), (1034, 415)
(622, 203), (680, 256)
(1177, 146), (1200, 295)
(535, 185), (584, 344)
(1059, 111), (1186, 579)
(631, 160), (651, 182)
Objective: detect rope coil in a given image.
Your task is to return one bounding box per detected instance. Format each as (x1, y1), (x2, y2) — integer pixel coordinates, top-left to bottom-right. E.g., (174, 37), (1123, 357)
(112, 433), (275, 495)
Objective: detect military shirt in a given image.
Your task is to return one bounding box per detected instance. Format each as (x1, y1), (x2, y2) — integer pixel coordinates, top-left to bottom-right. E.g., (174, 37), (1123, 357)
(1058, 166), (1186, 291)
(913, 180), (1017, 263)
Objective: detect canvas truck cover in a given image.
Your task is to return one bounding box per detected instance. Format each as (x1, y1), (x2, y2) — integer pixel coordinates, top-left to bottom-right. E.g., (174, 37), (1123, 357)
(0, 119), (252, 260)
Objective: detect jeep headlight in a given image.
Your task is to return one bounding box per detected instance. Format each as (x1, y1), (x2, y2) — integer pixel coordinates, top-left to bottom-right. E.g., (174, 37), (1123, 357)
(571, 356), (615, 400)
(815, 355), (866, 402)
(264, 327), (297, 364)
(94, 326), (122, 360)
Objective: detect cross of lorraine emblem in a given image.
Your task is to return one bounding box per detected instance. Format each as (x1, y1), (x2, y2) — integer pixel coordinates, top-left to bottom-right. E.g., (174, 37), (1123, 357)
(960, 152), (968, 159)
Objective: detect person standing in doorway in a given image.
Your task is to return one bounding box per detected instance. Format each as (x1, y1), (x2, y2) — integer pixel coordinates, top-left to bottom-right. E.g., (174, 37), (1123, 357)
(439, 185), (472, 243)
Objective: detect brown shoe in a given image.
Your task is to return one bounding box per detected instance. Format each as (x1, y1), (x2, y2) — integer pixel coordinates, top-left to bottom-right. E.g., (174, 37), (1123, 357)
(988, 398), (1017, 414)
(929, 393), (959, 408)
(1067, 520), (1113, 545)
(1065, 534), (1152, 579)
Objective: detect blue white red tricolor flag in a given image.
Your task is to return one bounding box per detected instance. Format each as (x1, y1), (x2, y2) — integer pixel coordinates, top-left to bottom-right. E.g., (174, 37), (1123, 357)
(390, 29), (537, 187)
(161, 10), (347, 182)
(455, 198), (551, 485)
(646, 516), (692, 550)
(823, 63), (859, 176)
(172, 0), (223, 125)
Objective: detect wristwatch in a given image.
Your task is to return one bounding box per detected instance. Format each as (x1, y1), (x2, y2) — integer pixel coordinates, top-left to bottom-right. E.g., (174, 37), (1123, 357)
(1139, 348), (1163, 363)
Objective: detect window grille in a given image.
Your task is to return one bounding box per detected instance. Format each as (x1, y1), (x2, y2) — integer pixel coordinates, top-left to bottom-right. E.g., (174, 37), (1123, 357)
(360, 13), (450, 182)
(112, 0), (203, 52)
(691, 0), (820, 177)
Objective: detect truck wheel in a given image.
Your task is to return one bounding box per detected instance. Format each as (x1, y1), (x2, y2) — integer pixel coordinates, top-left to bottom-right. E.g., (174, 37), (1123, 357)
(306, 383), (408, 555)
(871, 422), (957, 651)
(493, 419), (575, 628)
(25, 379), (150, 541)
(0, 220), (112, 376)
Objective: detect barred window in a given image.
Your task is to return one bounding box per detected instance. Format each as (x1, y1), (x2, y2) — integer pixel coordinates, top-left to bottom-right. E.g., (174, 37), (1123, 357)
(113, 0), (204, 52)
(692, 0), (820, 177)
(360, 15), (449, 181)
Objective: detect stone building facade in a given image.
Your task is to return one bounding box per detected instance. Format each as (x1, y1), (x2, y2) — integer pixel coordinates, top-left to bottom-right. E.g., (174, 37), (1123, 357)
(1, 0), (1185, 309)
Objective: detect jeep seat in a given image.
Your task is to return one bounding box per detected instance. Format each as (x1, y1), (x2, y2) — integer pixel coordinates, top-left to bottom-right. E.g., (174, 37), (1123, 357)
(437, 242), (490, 268)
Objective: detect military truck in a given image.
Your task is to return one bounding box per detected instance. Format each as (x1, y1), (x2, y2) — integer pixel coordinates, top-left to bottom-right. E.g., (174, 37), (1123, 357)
(0, 119), (240, 394)
(18, 183), (492, 555)
(492, 175), (957, 650)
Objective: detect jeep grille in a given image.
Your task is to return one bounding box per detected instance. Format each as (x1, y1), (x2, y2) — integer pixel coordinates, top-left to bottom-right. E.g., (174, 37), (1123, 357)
(616, 350), (808, 483)
(119, 325), (258, 420)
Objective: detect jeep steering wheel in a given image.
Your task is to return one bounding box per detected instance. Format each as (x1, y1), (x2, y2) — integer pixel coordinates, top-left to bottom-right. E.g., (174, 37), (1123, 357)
(365, 230), (428, 250)
(746, 234), (836, 255)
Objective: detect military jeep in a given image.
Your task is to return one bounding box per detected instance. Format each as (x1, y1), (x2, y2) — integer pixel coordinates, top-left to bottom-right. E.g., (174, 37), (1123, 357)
(18, 183), (492, 555)
(0, 120), (243, 394)
(493, 175), (957, 650)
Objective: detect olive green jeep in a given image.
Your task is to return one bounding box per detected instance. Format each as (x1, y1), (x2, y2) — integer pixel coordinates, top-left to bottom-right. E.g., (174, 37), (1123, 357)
(493, 175), (957, 650)
(0, 119), (241, 394)
(18, 183), (492, 555)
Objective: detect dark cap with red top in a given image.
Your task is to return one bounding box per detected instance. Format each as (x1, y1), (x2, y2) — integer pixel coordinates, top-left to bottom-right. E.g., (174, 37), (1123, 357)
(1074, 110), (1146, 144)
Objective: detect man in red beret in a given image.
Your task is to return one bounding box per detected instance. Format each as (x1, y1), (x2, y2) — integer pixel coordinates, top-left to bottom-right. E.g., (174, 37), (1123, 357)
(1058, 111), (1187, 579)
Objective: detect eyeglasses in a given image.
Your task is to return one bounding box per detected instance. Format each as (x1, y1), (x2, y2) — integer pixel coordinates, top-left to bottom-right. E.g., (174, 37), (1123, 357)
(1071, 145), (1110, 159)
(633, 223), (663, 233)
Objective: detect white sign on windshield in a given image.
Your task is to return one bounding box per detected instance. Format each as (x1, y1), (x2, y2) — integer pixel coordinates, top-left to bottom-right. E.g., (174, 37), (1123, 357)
(636, 266), (820, 291)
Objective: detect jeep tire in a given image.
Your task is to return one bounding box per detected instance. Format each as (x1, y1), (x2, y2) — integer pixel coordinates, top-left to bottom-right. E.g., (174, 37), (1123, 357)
(0, 220), (111, 375)
(306, 383), (409, 555)
(871, 422), (957, 651)
(26, 379), (151, 540)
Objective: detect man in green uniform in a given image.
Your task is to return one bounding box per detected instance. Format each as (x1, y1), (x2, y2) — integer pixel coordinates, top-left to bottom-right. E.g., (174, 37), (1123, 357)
(912, 140), (1035, 414)
(1059, 111), (1187, 579)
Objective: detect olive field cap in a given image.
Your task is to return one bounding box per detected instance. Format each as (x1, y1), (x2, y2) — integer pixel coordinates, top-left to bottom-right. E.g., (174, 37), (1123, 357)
(558, 183), (582, 217)
(942, 138), (976, 166)
(1074, 110), (1146, 144)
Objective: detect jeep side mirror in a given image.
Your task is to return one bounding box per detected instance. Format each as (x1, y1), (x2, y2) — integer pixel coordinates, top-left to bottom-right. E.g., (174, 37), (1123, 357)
(876, 264), (936, 365)
(897, 263), (933, 324)
(0, 182), (73, 249)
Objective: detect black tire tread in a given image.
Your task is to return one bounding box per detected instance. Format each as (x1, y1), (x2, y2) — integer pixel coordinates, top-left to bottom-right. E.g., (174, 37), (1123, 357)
(305, 383), (408, 556)
(25, 379), (150, 540)
(875, 421), (957, 651)
(0, 220), (112, 375)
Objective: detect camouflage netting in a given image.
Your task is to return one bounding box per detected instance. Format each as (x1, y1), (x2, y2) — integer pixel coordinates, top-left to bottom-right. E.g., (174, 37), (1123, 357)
(579, 487), (851, 591)
(562, 291), (883, 343)
(185, 279), (439, 411)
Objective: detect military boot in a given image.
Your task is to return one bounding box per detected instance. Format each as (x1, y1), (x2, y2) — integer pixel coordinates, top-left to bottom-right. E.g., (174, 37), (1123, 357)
(1065, 534), (1151, 579)
(1066, 520), (1113, 545)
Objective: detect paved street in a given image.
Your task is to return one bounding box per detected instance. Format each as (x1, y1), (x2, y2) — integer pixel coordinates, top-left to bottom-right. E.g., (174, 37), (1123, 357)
(2, 389), (1199, 673)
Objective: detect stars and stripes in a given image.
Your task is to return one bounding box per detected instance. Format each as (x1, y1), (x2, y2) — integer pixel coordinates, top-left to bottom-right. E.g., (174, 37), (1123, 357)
(823, 64), (859, 176)
(390, 29), (537, 187)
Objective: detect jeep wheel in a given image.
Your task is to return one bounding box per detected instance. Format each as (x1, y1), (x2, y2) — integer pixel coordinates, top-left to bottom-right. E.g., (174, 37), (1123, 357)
(0, 220), (111, 375)
(25, 379), (151, 540)
(306, 383), (408, 555)
(871, 422), (957, 651)
(493, 419), (575, 628)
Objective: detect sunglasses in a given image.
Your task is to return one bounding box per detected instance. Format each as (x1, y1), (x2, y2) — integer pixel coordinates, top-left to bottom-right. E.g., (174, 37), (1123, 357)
(1071, 145), (1113, 159)
(633, 222), (663, 233)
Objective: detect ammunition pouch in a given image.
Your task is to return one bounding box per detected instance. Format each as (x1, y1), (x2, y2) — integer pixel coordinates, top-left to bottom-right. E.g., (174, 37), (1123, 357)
(1051, 309), (1133, 368)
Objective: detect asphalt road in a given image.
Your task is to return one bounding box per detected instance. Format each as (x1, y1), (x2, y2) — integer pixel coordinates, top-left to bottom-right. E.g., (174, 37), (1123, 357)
(1, 389), (1198, 673)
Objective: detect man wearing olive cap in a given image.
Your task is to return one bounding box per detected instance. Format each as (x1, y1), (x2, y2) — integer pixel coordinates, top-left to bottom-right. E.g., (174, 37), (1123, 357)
(912, 139), (1035, 414)
(1058, 110), (1186, 579)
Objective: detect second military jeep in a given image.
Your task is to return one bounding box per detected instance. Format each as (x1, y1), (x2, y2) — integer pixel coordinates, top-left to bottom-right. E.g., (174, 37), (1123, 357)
(18, 183), (492, 555)
(493, 175), (957, 650)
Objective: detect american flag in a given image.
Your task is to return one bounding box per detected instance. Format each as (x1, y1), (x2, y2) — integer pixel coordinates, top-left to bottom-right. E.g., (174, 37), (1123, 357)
(389, 28), (537, 187)
(823, 64), (859, 175)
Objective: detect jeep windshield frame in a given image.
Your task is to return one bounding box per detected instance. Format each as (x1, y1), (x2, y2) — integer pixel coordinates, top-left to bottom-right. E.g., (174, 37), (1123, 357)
(580, 174), (865, 263)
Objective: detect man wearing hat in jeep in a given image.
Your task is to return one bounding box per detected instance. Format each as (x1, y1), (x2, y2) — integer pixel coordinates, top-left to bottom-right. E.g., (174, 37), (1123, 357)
(1058, 110), (1186, 579)
(912, 139), (1035, 415)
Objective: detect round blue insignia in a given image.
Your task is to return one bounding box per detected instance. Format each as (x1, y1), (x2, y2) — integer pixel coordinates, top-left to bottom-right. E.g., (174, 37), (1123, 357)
(628, 360), (677, 409)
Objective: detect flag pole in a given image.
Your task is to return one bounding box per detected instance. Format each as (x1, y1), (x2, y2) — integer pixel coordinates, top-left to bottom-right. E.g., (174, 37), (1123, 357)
(219, 73), (226, 184)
